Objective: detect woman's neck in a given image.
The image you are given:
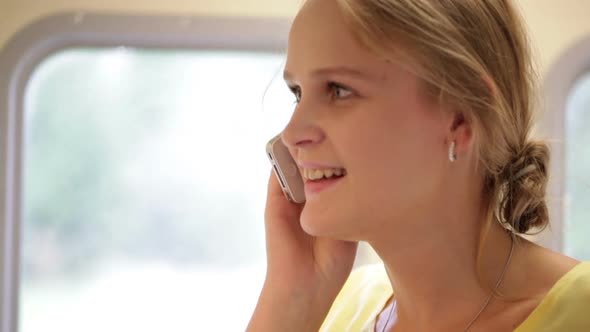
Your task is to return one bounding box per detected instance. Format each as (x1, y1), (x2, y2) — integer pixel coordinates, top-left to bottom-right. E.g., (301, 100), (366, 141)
(369, 207), (517, 331)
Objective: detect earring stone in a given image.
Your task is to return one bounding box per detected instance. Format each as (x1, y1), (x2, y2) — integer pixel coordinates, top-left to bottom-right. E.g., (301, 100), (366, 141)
(449, 141), (456, 162)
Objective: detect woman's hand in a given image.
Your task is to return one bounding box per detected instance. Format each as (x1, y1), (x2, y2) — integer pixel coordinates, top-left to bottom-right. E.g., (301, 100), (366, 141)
(246, 170), (358, 332)
(263, 169), (358, 292)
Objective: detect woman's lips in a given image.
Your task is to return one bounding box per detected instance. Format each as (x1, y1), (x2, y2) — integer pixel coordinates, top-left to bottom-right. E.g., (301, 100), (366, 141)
(304, 175), (345, 197)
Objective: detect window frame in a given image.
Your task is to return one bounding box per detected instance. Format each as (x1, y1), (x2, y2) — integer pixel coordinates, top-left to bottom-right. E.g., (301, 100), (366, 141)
(0, 12), (289, 332)
(4, 10), (590, 332)
(539, 36), (590, 254)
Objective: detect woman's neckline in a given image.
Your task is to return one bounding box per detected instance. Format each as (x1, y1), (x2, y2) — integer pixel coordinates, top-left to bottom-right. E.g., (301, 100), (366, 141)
(512, 261), (587, 330)
(371, 261), (588, 331)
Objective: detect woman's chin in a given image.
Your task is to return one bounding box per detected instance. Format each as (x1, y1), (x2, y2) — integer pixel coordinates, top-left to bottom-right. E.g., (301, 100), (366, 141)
(300, 206), (348, 238)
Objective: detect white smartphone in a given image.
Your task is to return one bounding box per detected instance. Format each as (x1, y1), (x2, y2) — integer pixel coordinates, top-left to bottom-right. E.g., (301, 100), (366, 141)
(266, 134), (306, 203)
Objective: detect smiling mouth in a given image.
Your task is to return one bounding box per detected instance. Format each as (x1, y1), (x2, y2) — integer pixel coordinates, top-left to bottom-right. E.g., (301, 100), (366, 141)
(306, 173), (346, 183)
(303, 172), (346, 196)
(301, 168), (347, 182)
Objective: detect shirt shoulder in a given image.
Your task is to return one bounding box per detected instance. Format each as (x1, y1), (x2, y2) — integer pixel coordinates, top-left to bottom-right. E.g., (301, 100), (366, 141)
(516, 261), (590, 332)
(320, 263), (392, 332)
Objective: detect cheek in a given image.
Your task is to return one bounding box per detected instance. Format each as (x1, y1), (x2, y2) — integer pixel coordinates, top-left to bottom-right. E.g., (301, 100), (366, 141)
(360, 144), (443, 203)
(344, 109), (446, 223)
(297, 134), (444, 239)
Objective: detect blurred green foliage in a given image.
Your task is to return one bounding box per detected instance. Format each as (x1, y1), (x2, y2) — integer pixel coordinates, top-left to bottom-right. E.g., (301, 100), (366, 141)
(23, 48), (272, 280)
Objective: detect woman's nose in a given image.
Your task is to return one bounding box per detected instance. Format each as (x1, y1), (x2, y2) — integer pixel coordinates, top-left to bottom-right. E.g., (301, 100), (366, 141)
(280, 102), (325, 151)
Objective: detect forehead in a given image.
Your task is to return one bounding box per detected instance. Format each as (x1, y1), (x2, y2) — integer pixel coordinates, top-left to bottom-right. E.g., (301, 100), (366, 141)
(285, 0), (386, 76)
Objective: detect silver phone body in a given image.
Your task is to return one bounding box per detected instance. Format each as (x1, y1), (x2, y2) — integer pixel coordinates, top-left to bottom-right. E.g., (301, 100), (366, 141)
(266, 134), (306, 203)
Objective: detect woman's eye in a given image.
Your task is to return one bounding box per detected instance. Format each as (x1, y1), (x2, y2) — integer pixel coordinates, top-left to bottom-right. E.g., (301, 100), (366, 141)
(288, 83), (352, 104)
(329, 82), (353, 99)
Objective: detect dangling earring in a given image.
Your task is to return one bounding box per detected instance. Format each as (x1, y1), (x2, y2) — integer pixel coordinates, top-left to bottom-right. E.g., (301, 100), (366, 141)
(449, 141), (456, 162)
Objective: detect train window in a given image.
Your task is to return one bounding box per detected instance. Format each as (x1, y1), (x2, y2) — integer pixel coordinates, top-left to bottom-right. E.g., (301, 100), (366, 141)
(21, 47), (294, 331)
(565, 71), (590, 261)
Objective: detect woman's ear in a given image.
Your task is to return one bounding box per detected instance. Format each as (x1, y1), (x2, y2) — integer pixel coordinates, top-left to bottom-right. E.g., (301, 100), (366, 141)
(448, 111), (474, 155)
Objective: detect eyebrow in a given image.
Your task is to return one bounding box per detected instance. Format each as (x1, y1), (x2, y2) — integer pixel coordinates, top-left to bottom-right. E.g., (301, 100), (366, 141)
(283, 66), (378, 83)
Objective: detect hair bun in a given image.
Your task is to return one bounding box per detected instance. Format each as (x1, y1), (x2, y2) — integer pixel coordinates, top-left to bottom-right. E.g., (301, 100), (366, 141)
(498, 141), (550, 233)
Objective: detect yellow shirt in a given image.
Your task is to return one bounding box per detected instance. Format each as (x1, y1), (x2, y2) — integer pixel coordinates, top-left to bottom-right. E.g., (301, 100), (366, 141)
(320, 262), (590, 331)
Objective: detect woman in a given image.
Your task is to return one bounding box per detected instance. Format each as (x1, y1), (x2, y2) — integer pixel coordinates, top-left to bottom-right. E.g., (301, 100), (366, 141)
(248, 0), (590, 331)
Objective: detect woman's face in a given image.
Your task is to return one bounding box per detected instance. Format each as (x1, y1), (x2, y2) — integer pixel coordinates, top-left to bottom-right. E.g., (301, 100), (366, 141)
(282, 0), (455, 241)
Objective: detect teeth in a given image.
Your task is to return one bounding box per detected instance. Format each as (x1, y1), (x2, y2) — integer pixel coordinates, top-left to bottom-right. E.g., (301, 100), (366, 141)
(312, 169), (323, 179)
(303, 168), (346, 180)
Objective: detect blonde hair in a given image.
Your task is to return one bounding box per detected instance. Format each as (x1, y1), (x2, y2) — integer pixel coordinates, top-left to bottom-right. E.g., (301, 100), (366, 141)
(334, 0), (549, 296)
